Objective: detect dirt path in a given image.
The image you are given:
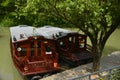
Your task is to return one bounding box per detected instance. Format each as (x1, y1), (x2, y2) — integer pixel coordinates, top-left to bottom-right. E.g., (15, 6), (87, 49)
(41, 51), (120, 80)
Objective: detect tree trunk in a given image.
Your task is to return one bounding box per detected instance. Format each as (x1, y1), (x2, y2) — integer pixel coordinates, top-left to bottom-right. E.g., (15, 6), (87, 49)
(93, 53), (101, 72)
(91, 42), (103, 72)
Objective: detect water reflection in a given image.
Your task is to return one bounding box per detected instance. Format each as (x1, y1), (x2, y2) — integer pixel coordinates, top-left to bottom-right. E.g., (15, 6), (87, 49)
(0, 27), (23, 80)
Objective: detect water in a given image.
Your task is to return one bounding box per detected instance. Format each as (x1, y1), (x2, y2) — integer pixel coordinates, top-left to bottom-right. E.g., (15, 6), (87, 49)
(0, 27), (23, 80)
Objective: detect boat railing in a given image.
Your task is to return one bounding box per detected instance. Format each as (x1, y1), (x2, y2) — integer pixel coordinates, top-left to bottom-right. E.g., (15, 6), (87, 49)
(26, 59), (55, 73)
(86, 44), (94, 54)
(13, 53), (26, 65)
(13, 55), (20, 66)
(27, 59), (47, 67)
(27, 59), (54, 67)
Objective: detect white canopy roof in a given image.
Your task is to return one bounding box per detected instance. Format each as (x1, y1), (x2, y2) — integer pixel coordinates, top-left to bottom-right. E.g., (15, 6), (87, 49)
(10, 25), (75, 42)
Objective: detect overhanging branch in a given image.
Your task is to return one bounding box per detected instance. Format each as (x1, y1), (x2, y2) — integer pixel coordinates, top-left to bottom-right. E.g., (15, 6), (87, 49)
(101, 17), (120, 49)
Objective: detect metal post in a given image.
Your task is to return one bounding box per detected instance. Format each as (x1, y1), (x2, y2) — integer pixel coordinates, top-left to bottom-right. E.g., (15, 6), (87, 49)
(107, 69), (112, 80)
(88, 75), (91, 80)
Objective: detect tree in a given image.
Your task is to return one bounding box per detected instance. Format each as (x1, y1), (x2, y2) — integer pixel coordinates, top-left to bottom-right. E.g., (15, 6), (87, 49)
(0, 0), (13, 20)
(41, 0), (120, 71)
(0, 0), (28, 27)
(15, 0), (120, 71)
(0, 0), (18, 27)
(15, 0), (68, 27)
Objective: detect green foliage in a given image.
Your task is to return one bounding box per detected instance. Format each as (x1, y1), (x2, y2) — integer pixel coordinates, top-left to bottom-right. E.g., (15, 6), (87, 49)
(0, 0), (120, 29)
(0, 0), (16, 27)
(111, 69), (120, 80)
(0, 17), (14, 27)
(0, 0), (77, 27)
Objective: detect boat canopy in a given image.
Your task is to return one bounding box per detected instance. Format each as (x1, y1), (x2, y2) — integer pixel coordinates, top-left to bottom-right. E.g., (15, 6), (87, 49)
(10, 25), (75, 42)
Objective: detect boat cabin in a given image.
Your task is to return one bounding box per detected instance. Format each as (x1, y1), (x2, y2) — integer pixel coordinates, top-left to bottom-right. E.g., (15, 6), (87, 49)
(35, 26), (93, 66)
(10, 25), (60, 76)
(55, 30), (93, 65)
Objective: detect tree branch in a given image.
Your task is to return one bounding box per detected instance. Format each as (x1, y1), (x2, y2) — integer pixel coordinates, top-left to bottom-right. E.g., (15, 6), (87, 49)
(101, 17), (120, 50)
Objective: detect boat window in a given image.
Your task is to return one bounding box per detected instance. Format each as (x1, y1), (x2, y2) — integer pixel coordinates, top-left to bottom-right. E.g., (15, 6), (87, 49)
(69, 36), (76, 43)
(31, 42), (34, 56)
(45, 46), (52, 54)
(79, 36), (85, 49)
(80, 44), (85, 48)
(73, 36), (76, 43)
(59, 40), (66, 49)
(13, 36), (17, 41)
(69, 37), (72, 42)
(15, 43), (19, 48)
(38, 42), (41, 56)
(18, 47), (26, 57)
(20, 34), (25, 39)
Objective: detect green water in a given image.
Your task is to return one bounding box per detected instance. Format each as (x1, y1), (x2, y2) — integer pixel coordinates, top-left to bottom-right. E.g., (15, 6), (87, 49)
(0, 27), (120, 80)
(103, 28), (120, 56)
(0, 27), (23, 80)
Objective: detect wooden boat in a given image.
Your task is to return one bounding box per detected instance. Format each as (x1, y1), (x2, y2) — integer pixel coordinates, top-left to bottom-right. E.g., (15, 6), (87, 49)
(10, 25), (60, 79)
(10, 25), (93, 79)
(32, 25), (93, 66)
(55, 29), (93, 66)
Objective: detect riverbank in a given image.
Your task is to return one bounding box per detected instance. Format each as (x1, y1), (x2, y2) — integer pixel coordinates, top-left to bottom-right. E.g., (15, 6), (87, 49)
(41, 51), (120, 80)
